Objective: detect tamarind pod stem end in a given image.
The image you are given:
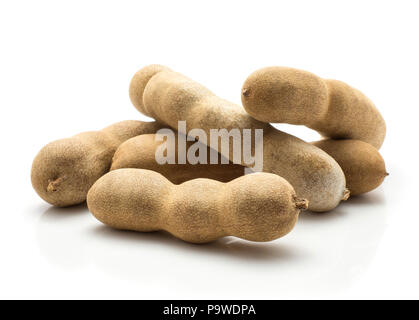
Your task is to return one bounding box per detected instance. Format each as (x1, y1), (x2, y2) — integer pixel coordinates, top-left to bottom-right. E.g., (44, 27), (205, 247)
(242, 88), (251, 98)
(294, 197), (309, 210)
(342, 189), (351, 201)
(47, 177), (65, 193)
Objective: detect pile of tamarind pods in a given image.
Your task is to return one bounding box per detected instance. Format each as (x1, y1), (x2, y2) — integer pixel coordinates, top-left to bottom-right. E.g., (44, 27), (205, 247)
(31, 65), (387, 244)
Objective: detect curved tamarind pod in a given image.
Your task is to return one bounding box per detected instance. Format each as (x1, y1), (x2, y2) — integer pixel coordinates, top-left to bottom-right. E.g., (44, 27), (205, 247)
(241, 66), (386, 149)
(87, 169), (308, 244)
(31, 120), (162, 206)
(129, 65), (348, 212)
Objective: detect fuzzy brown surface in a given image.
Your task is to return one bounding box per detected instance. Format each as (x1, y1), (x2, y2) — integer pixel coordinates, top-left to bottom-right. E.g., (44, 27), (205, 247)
(31, 120), (163, 207)
(312, 139), (388, 195)
(87, 169), (307, 243)
(129, 65), (347, 212)
(241, 66), (386, 149)
(111, 133), (245, 183)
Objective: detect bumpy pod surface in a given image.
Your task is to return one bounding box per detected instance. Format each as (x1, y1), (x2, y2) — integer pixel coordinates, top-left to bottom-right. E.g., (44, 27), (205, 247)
(241, 66), (386, 149)
(129, 65), (348, 212)
(31, 120), (162, 206)
(87, 169), (308, 243)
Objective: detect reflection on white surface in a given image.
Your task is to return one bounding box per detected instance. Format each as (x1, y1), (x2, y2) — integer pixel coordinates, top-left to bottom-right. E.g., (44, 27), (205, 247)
(296, 191), (387, 293)
(36, 189), (387, 298)
(37, 204), (90, 269)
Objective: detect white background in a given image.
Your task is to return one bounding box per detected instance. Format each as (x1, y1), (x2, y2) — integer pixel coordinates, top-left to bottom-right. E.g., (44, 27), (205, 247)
(0, 0), (418, 299)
